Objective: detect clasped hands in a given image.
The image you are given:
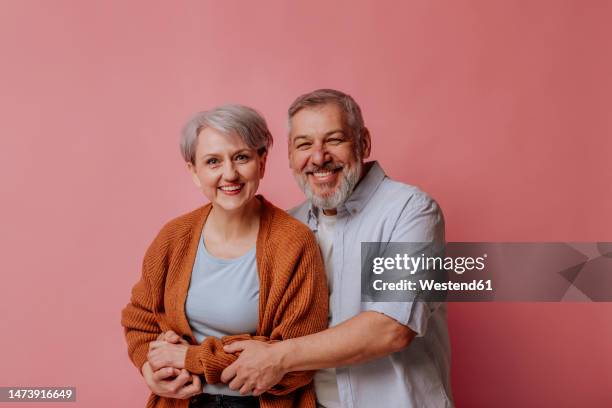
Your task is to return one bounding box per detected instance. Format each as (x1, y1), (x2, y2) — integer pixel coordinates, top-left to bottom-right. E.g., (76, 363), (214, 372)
(143, 331), (286, 399)
(142, 331), (198, 399)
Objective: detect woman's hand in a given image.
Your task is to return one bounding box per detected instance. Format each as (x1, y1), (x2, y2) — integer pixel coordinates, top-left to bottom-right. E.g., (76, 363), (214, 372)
(141, 361), (201, 399)
(156, 330), (184, 345)
(148, 340), (189, 371)
(147, 330), (189, 371)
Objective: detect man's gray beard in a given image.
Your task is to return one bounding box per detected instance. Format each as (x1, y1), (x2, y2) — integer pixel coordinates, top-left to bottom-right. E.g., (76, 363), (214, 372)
(294, 161), (362, 211)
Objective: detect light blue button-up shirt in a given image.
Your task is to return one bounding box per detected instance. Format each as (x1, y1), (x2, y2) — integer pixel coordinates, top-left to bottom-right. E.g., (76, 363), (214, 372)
(289, 161), (454, 408)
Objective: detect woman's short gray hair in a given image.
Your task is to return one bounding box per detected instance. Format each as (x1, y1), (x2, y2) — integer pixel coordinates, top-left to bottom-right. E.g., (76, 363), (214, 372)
(288, 89), (365, 154)
(180, 104), (273, 164)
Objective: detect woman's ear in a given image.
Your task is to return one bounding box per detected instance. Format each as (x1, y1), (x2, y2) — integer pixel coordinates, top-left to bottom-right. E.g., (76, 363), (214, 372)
(186, 161), (201, 188)
(258, 151), (268, 179)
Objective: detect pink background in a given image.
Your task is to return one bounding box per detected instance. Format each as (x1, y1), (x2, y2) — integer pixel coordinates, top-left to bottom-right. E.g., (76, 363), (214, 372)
(1, 1), (611, 407)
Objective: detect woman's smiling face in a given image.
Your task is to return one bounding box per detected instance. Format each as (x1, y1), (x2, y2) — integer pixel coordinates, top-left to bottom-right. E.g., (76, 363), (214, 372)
(188, 127), (266, 212)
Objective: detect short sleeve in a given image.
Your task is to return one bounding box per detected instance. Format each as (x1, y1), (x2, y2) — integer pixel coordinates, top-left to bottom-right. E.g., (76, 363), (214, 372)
(363, 193), (445, 337)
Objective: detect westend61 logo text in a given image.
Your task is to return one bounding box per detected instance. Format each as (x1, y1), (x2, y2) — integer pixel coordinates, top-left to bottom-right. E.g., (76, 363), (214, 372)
(371, 253), (488, 275)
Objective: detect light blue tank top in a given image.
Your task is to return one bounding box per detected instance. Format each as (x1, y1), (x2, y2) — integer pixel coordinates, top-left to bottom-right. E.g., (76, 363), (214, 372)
(185, 232), (260, 396)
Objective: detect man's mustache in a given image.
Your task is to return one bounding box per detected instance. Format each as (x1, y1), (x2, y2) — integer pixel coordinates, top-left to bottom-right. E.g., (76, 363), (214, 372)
(303, 163), (344, 174)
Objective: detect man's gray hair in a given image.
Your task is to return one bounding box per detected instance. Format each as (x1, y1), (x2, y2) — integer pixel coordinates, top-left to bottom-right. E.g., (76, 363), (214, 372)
(288, 89), (366, 154)
(180, 104), (273, 164)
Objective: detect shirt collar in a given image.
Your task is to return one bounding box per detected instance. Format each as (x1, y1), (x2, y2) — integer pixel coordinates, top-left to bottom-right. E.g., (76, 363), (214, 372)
(306, 161), (386, 226)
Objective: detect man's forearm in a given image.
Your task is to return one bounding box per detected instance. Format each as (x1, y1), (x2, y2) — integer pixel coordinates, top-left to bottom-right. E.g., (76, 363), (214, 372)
(278, 311), (415, 372)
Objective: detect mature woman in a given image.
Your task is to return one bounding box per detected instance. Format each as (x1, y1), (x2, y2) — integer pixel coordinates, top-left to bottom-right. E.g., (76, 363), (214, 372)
(121, 105), (328, 408)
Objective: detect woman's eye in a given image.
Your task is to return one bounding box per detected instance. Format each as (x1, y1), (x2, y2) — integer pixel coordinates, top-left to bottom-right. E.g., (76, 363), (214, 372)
(235, 154), (250, 162)
(206, 158), (219, 165)
(327, 138), (342, 145)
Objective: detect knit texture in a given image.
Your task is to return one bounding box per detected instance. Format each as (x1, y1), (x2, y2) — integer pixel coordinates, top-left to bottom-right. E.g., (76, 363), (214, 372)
(121, 196), (329, 408)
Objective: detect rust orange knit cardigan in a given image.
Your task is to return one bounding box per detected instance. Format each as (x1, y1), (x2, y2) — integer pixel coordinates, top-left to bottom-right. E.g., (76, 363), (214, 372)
(121, 196), (329, 408)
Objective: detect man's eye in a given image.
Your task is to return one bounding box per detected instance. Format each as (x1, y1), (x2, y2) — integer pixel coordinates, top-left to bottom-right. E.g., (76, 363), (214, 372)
(327, 138), (343, 145)
(296, 143), (312, 150)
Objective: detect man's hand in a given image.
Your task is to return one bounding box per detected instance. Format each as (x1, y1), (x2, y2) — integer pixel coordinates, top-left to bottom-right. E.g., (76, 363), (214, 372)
(221, 340), (285, 396)
(141, 361), (201, 399)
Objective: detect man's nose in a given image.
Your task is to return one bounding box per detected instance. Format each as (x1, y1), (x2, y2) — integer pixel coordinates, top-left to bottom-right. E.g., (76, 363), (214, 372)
(310, 144), (330, 167)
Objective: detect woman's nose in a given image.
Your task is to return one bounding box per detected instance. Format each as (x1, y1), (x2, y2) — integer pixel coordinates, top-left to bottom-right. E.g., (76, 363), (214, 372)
(222, 161), (239, 180)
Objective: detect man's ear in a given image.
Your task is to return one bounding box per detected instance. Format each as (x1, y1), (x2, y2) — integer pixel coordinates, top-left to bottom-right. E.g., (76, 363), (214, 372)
(361, 128), (372, 159)
(287, 135), (294, 168)
(186, 162), (201, 188)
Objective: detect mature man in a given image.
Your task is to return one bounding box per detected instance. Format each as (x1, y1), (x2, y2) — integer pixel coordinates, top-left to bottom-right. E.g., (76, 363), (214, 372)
(224, 89), (453, 407)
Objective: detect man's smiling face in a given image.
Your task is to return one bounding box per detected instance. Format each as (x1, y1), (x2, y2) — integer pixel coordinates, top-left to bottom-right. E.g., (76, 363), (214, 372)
(288, 103), (366, 211)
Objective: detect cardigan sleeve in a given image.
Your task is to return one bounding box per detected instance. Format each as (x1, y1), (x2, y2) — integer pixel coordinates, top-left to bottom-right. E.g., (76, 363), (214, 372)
(184, 230), (329, 396)
(121, 234), (167, 372)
